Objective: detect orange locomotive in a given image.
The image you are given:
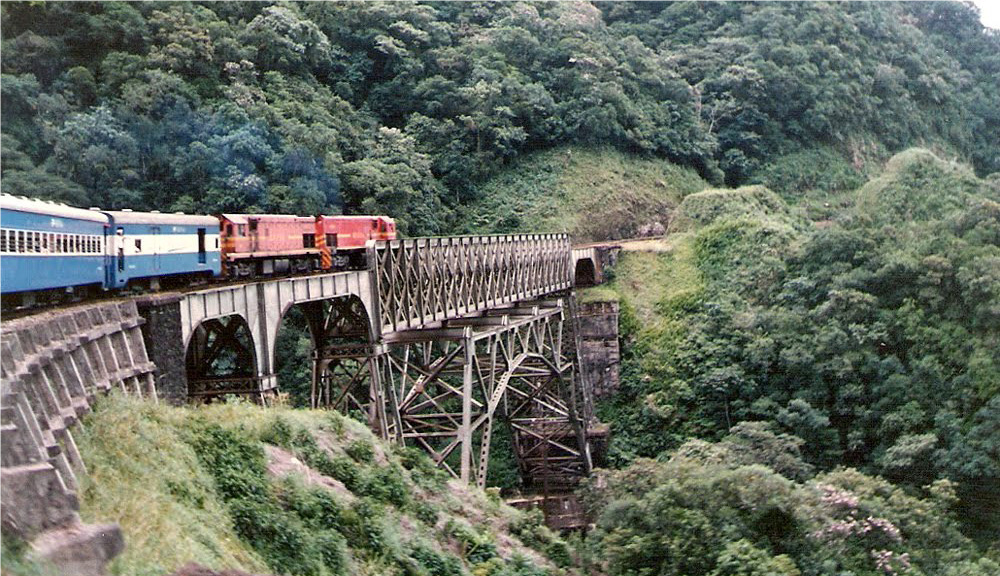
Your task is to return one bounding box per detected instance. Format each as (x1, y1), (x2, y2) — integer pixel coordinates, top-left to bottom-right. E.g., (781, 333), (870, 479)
(218, 214), (396, 277)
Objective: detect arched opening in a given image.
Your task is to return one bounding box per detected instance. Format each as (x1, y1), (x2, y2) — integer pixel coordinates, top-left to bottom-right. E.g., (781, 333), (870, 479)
(273, 296), (375, 414)
(574, 258), (597, 287)
(185, 314), (260, 402)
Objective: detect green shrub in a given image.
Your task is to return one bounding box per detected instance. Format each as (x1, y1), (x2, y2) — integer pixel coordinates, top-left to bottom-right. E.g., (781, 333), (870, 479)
(395, 445), (449, 490)
(409, 543), (465, 576)
(345, 439), (376, 463)
(445, 519), (498, 565)
(227, 497), (327, 575)
(339, 499), (392, 556)
(408, 499), (440, 526)
(277, 478), (345, 529)
(510, 510), (571, 568)
(358, 464), (410, 507)
(752, 147), (864, 199)
(187, 424), (270, 504)
(320, 454), (363, 490)
(260, 416), (295, 448)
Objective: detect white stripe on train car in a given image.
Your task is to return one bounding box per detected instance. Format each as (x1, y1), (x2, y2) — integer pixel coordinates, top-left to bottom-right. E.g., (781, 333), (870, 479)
(111, 233), (221, 258)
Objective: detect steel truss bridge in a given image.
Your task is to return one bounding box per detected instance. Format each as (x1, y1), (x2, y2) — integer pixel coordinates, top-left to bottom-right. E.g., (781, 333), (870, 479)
(166, 234), (614, 490)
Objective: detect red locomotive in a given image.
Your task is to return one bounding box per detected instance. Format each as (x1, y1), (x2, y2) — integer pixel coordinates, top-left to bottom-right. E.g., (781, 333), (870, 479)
(219, 214), (396, 277)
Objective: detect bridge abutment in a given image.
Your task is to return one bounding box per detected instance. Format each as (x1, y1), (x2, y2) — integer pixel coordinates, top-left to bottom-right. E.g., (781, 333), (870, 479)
(136, 294), (188, 404)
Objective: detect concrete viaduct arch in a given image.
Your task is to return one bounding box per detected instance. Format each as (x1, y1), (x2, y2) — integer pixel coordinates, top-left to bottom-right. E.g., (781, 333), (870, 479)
(178, 271), (374, 398)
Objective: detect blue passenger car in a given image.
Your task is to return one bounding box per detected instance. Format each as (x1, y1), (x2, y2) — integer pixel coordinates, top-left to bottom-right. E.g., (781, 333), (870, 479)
(0, 194), (108, 294)
(103, 210), (221, 288)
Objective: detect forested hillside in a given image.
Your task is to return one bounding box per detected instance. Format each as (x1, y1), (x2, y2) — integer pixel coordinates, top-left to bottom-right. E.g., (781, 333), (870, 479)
(3, 3), (999, 576)
(580, 149), (999, 574)
(2, 2), (997, 235)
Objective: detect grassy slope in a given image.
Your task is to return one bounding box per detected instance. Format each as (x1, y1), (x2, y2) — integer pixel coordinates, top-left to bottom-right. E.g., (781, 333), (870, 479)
(457, 146), (706, 242)
(74, 394), (573, 576)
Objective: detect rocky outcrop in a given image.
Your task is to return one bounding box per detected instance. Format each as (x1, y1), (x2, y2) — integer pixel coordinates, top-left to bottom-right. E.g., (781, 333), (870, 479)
(1, 300), (157, 575)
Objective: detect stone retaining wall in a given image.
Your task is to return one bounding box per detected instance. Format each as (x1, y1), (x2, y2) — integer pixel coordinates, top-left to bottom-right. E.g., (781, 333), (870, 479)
(576, 301), (621, 400)
(1, 300), (157, 574)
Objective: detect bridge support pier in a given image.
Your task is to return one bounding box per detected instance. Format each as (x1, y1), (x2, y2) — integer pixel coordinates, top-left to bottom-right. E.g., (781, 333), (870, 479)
(364, 300), (593, 489)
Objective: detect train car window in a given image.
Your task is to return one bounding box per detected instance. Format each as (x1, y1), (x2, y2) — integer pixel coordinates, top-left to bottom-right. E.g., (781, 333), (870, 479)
(303, 233), (316, 248)
(238, 224), (246, 237)
(0, 230), (7, 253)
(41, 233), (49, 252)
(226, 224), (233, 235)
(17, 230), (25, 253)
(135, 239), (142, 252)
(326, 233), (336, 248)
(372, 221), (378, 230)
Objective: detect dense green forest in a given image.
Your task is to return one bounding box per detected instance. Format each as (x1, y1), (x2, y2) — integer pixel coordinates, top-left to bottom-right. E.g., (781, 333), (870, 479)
(580, 149), (999, 575)
(2, 1), (997, 233)
(3, 2), (999, 576)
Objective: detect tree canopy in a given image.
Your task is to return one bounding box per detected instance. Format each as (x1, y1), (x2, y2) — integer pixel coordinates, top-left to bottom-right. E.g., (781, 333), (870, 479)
(2, 2), (997, 235)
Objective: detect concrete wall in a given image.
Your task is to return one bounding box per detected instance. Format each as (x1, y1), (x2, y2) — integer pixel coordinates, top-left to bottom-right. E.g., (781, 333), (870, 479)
(1, 301), (155, 573)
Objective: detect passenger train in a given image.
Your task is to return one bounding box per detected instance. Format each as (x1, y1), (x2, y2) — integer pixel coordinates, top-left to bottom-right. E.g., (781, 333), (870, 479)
(0, 194), (396, 307)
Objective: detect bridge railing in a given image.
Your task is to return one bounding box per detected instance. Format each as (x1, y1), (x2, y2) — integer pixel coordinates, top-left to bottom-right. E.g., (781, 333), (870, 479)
(370, 234), (572, 334)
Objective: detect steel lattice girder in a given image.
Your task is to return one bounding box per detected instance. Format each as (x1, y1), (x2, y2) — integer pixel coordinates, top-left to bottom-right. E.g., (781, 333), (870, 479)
(185, 316), (264, 401)
(370, 301), (592, 488)
(307, 298), (379, 418)
(370, 235), (573, 334)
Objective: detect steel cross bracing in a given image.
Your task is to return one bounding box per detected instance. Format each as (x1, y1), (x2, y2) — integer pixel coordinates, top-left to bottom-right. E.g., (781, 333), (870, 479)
(361, 299), (592, 489)
(305, 297), (379, 418)
(369, 235), (572, 334)
(185, 316), (268, 402)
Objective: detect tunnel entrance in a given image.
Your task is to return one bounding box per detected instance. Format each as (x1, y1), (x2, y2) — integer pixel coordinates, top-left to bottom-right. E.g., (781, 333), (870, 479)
(575, 258), (597, 287)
